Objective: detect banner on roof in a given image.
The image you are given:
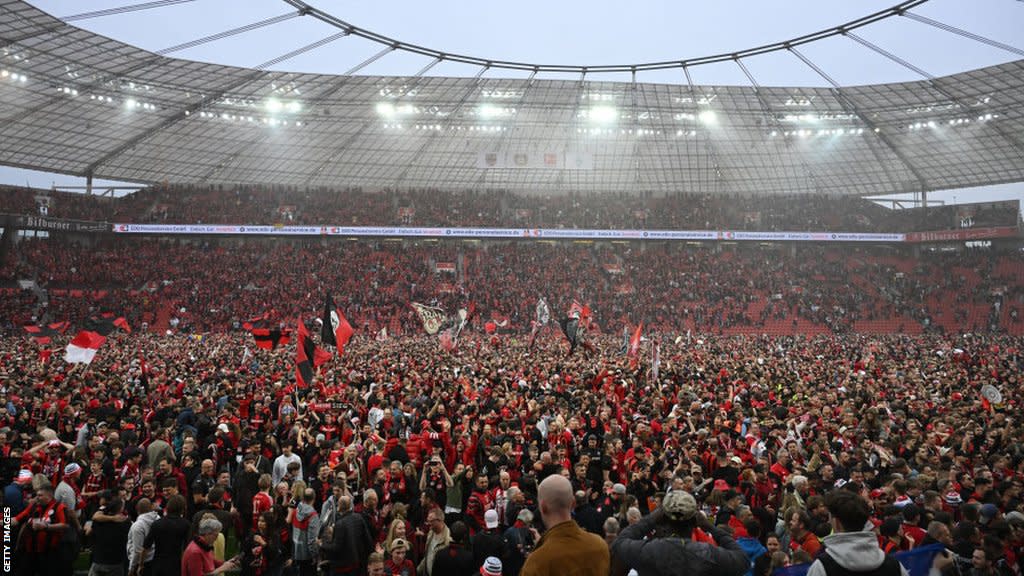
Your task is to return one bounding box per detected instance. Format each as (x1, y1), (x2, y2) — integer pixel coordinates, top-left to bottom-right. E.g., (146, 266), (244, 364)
(8, 214), (111, 233)
(476, 151), (594, 170)
(111, 223), (914, 242)
(904, 226), (1018, 243)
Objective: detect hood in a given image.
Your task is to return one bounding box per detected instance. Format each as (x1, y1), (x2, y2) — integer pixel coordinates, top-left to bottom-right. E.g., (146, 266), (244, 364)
(737, 536), (767, 561)
(296, 502), (316, 521)
(822, 531), (887, 571)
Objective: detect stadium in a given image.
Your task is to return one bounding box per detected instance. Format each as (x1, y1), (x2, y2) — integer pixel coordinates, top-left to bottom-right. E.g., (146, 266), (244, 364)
(1, 1), (1022, 575)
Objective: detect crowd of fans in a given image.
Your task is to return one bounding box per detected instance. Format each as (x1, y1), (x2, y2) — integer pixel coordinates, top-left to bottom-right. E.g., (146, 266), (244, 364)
(0, 196), (1022, 575)
(4, 184), (1019, 232)
(3, 238), (1022, 339)
(1, 328), (1022, 575)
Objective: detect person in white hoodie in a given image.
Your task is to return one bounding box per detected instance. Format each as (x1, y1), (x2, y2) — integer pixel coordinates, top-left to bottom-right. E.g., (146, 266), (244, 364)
(128, 498), (160, 576)
(806, 490), (909, 576)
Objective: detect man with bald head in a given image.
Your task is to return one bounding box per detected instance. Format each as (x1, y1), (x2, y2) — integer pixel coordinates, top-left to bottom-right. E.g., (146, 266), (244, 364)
(521, 475), (609, 576)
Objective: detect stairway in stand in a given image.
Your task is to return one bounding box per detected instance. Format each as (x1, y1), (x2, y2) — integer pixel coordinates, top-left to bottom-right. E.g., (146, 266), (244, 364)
(152, 301), (174, 332)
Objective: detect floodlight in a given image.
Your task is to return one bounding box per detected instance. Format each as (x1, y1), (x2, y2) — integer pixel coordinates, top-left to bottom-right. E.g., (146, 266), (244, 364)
(265, 98), (283, 113)
(588, 105), (618, 124)
(376, 102), (395, 117)
(286, 101), (301, 113)
(125, 98), (138, 109)
(698, 110), (717, 125)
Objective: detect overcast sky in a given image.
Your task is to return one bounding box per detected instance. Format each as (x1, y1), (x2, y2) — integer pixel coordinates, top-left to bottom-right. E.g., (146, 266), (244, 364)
(4, 0), (1022, 206)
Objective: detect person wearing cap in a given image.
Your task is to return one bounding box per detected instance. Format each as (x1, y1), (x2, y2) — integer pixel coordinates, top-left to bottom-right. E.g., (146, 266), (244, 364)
(806, 491), (909, 576)
(611, 490), (748, 576)
(471, 509), (507, 570)
(521, 475), (609, 576)
(385, 537), (415, 576)
(55, 461), (83, 519)
(4, 468), (33, 516)
(597, 482), (627, 524)
(25, 437), (72, 487)
(479, 556), (502, 576)
(978, 503), (1002, 532)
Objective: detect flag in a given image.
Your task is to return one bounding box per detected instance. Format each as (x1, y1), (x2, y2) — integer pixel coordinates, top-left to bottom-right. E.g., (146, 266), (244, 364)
(651, 339), (661, 382)
(84, 316), (128, 337)
(773, 544), (942, 576)
(558, 317), (579, 355)
(535, 298), (551, 326)
(242, 312), (270, 331)
(626, 319), (643, 356)
(65, 330), (106, 364)
(112, 317), (132, 334)
(321, 293), (354, 351)
(412, 303), (446, 335)
(491, 311), (510, 328)
(240, 346), (253, 367)
(295, 321), (331, 389)
(64, 314), (129, 364)
(23, 321), (69, 345)
(251, 329), (291, 350)
(620, 326), (629, 355)
(528, 321), (541, 349)
(568, 300), (584, 319)
(454, 302), (476, 339)
(376, 327), (388, 342)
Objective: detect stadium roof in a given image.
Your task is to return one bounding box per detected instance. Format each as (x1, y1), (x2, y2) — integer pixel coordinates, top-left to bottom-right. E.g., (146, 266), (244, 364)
(0, 0), (1022, 195)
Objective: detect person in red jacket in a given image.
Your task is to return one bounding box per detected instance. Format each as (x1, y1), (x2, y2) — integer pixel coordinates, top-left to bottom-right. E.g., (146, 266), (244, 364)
(13, 483), (72, 576)
(466, 474), (493, 534)
(182, 517), (239, 576)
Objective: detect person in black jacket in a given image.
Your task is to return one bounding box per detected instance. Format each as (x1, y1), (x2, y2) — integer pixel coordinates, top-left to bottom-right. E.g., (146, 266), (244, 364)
(88, 498), (132, 576)
(574, 490), (604, 535)
(141, 494), (192, 576)
(432, 521), (476, 576)
(326, 495), (372, 576)
(611, 490), (749, 576)
(243, 511), (284, 576)
(471, 510), (508, 570)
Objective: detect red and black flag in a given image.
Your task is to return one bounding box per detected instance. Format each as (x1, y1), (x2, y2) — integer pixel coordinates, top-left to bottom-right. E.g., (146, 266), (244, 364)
(295, 321), (331, 388)
(23, 321), (70, 345)
(87, 314), (131, 335)
(251, 328), (291, 351)
(321, 293), (354, 352)
(242, 312), (270, 331)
